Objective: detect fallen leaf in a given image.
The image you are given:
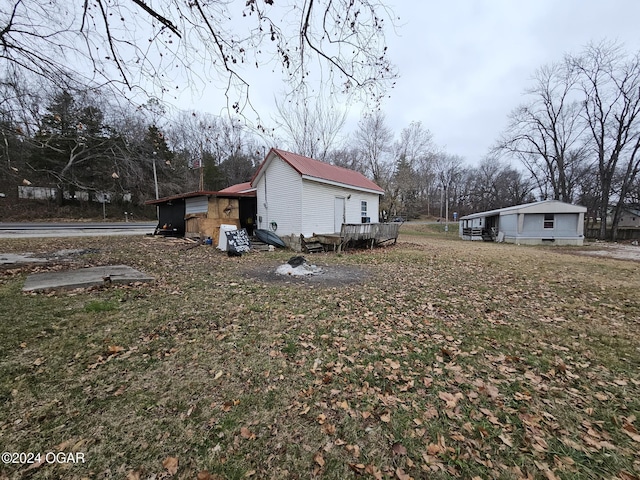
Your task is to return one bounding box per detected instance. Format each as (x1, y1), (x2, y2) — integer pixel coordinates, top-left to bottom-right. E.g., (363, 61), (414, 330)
(499, 433), (513, 447)
(322, 423), (336, 435)
(438, 391), (462, 408)
(619, 471), (640, 480)
(622, 423), (640, 442)
(346, 444), (361, 457)
(365, 464), (384, 480)
(162, 456), (178, 475)
(126, 471), (141, 480)
(395, 467), (412, 480)
(313, 452), (325, 467)
(392, 442), (407, 455)
(380, 412), (391, 423)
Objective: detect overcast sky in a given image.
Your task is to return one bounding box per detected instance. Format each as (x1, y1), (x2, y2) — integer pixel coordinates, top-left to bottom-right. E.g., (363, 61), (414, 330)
(380, 0), (640, 164)
(173, 1), (640, 166)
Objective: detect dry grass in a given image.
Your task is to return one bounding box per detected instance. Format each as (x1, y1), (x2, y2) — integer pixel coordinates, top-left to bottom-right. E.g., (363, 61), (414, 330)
(0, 231), (639, 480)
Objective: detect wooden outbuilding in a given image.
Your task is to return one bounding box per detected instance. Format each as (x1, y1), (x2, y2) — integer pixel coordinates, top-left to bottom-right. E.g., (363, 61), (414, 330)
(146, 190), (256, 245)
(250, 148), (385, 249)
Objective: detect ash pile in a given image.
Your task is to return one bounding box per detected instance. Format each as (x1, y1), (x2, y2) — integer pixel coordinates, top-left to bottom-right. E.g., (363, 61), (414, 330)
(276, 256), (323, 276)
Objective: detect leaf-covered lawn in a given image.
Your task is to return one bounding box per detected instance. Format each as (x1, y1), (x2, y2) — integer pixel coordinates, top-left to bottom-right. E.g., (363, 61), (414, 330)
(0, 232), (639, 480)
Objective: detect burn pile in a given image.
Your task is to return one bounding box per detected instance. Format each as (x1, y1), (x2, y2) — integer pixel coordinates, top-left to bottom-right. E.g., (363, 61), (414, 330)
(275, 256), (322, 276)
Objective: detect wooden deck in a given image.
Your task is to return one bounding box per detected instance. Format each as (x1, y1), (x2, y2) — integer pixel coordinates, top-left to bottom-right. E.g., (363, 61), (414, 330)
(308, 223), (401, 252)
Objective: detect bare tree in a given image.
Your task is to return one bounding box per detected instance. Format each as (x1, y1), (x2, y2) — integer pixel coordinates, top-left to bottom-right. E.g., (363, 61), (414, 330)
(571, 41), (640, 240)
(274, 96), (346, 162)
(392, 121), (438, 214)
(434, 153), (464, 220)
(326, 147), (367, 174)
(354, 111), (393, 184)
(463, 157), (534, 213)
(495, 61), (589, 203)
(1, 0), (397, 111)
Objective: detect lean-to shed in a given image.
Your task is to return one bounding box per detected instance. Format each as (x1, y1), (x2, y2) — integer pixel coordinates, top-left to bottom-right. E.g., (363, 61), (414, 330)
(146, 190), (256, 243)
(459, 200), (587, 246)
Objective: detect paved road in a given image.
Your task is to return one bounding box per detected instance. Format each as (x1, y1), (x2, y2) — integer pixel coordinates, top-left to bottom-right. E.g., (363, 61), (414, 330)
(0, 221), (157, 238)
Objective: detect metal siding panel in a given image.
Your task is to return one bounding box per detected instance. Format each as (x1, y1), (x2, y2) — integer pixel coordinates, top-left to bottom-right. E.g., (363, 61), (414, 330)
(185, 196), (208, 214)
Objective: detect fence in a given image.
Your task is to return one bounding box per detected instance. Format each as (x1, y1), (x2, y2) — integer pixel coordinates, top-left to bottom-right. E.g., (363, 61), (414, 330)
(585, 228), (640, 241)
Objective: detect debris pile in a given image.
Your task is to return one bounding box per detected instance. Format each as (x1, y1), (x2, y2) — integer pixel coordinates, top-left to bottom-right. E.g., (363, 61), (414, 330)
(275, 256), (322, 277)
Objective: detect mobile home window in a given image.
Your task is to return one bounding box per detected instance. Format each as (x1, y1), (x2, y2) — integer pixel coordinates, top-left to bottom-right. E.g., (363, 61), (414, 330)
(543, 213), (554, 229)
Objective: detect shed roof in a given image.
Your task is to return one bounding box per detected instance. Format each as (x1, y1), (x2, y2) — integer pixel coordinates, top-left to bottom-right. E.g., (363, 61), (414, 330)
(460, 200), (587, 220)
(145, 190), (255, 205)
(251, 148), (384, 194)
(218, 182), (256, 194)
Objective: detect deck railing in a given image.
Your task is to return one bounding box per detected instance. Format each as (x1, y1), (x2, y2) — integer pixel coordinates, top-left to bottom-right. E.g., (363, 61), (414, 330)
(340, 222), (401, 247)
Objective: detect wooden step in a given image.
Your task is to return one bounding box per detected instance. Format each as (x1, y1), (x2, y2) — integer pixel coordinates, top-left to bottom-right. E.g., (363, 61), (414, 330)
(303, 242), (324, 253)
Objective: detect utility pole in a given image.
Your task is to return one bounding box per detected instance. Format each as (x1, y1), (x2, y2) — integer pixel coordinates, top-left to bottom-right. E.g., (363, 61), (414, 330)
(444, 184), (449, 232)
(152, 151), (159, 220)
(152, 151), (159, 200)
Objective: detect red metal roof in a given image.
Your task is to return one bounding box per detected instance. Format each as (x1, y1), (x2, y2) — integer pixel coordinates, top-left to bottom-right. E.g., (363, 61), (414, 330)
(252, 148), (384, 194)
(144, 190), (255, 205)
(218, 182), (256, 194)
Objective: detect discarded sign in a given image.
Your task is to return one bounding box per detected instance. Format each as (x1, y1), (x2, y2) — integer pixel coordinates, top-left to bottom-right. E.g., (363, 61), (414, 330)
(225, 228), (251, 256)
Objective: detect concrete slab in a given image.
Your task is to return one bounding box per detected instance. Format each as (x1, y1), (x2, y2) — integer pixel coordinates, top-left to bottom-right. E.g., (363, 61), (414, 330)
(0, 253), (49, 265)
(23, 265), (154, 292)
(1, 249), (99, 265)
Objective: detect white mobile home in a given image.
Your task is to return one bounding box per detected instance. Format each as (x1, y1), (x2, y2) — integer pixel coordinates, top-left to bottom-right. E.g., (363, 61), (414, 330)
(251, 148), (384, 240)
(459, 200), (587, 246)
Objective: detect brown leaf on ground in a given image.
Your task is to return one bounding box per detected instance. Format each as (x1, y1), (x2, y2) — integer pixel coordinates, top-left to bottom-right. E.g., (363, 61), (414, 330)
(392, 442), (407, 456)
(622, 423), (640, 442)
(395, 467), (412, 480)
(618, 471), (640, 480)
(162, 456), (178, 475)
(438, 391), (463, 408)
(322, 423), (336, 435)
(365, 464), (384, 480)
(499, 433), (513, 447)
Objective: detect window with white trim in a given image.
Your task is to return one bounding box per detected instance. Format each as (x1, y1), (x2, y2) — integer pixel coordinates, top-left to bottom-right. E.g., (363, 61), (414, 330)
(543, 213), (554, 229)
(361, 201), (370, 223)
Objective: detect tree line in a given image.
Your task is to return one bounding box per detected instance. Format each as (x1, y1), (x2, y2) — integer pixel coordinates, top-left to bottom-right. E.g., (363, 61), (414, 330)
(0, 83), (263, 206)
(1, 78), (533, 222)
(3, 39), (640, 239)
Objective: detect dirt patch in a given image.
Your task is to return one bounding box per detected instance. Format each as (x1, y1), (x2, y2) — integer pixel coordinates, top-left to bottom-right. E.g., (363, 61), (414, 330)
(573, 242), (640, 262)
(243, 260), (370, 286)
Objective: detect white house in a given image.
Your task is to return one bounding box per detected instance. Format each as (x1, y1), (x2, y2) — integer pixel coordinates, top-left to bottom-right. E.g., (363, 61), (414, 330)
(459, 200), (587, 246)
(251, 148), (384, 239)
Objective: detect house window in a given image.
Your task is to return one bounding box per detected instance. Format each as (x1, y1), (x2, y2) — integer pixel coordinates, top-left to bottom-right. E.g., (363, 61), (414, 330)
(543, 213), (554, 229)
(361, 201), (370, 223)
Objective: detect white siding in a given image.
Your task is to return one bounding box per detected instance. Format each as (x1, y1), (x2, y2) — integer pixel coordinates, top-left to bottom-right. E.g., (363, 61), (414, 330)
(301, 179), (380, 236)
(255, 156), (303, 235)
